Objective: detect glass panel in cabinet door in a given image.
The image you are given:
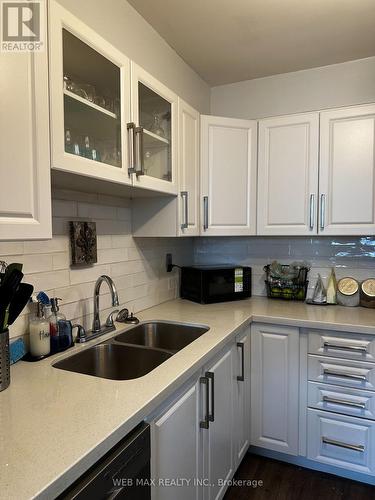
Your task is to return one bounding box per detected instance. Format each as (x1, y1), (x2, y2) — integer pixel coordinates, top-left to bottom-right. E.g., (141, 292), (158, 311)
(62, 29), (122, 168)
(138, 82), (172, 182)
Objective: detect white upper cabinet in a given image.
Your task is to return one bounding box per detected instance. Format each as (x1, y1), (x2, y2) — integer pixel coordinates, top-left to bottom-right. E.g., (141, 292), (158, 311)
(200, 115), (257, 236)
(178, 98), (200, 235)
(0, 6), (51, 240)
(130, 63), (178, 195)
(319, 104), (375, 235)
(49, 0), (132, 186)
(257, 113), (319, 235)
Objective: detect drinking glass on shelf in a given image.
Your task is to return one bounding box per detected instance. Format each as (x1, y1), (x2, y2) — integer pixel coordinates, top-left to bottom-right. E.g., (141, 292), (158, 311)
(150, 112), (165, 137)
(78, 83), (96, 102)
(63, 74), (73, 91)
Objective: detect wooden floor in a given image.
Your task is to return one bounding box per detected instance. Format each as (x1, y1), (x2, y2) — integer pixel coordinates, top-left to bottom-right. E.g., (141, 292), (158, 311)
(224, 454), (375, 500)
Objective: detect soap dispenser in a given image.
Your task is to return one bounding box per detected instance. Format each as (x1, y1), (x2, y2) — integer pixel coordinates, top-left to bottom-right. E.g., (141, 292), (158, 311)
(48, 298), (66, 353)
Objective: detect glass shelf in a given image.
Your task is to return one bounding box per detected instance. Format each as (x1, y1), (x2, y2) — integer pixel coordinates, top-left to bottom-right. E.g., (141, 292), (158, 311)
(63, 89), (118, 119)
(139, 82), (172, 182)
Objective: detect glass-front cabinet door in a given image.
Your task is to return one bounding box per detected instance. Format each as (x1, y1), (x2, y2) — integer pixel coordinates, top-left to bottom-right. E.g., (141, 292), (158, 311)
(49, 0), (132, 185)
(130, 63), (178, 194)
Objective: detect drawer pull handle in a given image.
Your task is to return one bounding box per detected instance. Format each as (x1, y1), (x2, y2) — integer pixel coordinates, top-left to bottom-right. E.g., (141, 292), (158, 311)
(323, 342), (368, 353)
(200, 376), (209, 429)
(322, 437), (365, 453)
(237, 342), (245, 382)
(206, 371), (215, 422)
(323, 369), (367, 382)
(322, 396), (366, 409)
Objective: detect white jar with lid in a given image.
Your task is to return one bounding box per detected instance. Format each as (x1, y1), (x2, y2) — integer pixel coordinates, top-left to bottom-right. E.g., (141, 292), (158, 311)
(337, 277), (360, 307)
(360, 278), (375, 308)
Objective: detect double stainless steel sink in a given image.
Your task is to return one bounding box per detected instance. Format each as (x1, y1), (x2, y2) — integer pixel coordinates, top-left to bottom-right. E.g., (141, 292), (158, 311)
(53, 322), (209, 381)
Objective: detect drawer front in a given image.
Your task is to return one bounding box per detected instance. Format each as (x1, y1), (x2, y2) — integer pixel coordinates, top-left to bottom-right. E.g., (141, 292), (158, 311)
(308, 331), (375, 363)
(308, 355), (375, 391)
(308, 381), (375, 420)
(307, 409), (375, 475)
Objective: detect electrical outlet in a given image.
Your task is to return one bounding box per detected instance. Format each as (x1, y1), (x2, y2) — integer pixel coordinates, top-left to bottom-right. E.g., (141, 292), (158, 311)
(166, 253), (173, 272)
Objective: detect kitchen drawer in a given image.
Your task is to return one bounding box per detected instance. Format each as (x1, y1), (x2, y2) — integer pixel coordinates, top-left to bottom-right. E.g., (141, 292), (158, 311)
(307, 408), (375, 475)
(308, 331), (375, 363)
(308, 381), (375, 420)
(308, 355), (375, 391)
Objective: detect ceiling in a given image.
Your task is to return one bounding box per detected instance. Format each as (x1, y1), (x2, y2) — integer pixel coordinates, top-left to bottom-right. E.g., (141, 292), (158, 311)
(127, 0), (375, 86)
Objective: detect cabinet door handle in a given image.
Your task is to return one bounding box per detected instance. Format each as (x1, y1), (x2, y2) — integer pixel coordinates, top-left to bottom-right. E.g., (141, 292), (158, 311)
(322, 396), (366, 409)
(323, 369), (367, 381)
(323, 342), (368, 353)
(181, 191), (188, 230)
(320, 194), (326, 230)
(203, 196), (208, 230)
(237, 342), (245, 381)
(322, 437), (365, 453)
(309, 194), (315, 230)
(135, 126), (144, 176)
(200, 376), (209, 429)
(126, 122), (136, 175)
(206, 371), (215, 422)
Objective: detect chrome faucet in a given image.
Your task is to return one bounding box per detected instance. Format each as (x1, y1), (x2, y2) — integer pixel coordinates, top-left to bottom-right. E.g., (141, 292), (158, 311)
(92, 275), (119, 333)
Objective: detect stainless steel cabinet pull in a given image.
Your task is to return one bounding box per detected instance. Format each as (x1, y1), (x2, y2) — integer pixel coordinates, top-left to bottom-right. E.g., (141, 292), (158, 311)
(323, 342), (367, 353)
(181, 191), (188, 230)
(322, 396), (366, 409)
(323, 369), (367, 381)
(203, 196), (208, 230)
(206, 371), (215, 422)
(135, 126), (144, 176)
(309, 194), (315, 230)
(322, 437), (365, 453)
(200, 376), (209, 429)
(320, 194), (326, 230)
(126, 122), (136, 175)
(237, 342), (245, 381)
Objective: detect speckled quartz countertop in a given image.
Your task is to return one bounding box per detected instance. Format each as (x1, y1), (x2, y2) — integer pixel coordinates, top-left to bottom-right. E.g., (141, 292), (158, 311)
(1, 296), (375, 499)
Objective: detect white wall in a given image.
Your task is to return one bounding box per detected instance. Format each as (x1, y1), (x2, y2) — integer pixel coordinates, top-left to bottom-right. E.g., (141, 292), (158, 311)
(211, 57), (375, 119)
(58, 0), (210, 113)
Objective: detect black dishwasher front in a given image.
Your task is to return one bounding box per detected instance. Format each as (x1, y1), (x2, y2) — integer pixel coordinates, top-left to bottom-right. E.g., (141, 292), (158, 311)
(59, 422), (150, 500)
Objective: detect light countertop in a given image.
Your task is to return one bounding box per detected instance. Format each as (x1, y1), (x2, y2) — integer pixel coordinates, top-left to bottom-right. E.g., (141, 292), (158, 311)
(1, 296), (375, 499)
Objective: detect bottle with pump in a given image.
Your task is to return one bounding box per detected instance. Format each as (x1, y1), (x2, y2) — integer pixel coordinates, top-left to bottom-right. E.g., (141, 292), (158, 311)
(48, 298), (66, 353)
(29, 302), (50, 357)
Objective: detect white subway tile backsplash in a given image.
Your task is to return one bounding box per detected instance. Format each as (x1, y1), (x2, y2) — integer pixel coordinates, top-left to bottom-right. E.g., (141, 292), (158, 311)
(7, 189), (188, 341)
(97, 248), (128, 265)
(0, 242), (24, 256)
(194, 236), (375, 298)
(78, 202), (117, 220)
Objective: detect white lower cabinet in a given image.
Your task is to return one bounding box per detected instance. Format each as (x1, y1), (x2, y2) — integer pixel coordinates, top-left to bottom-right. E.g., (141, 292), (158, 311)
(250, 323), (300, 455)
(307, 409), (375, 475)
(150, 328), (250, 500)
(151, 381), (202, 500)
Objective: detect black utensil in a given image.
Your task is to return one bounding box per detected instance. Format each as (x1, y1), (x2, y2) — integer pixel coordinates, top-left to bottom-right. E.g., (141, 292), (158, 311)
(0, 269), (24, 330)
(8, 283), (34, 326)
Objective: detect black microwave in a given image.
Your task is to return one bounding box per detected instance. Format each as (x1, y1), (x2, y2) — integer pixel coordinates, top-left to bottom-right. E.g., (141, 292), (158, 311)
(180, 266), (252, 304)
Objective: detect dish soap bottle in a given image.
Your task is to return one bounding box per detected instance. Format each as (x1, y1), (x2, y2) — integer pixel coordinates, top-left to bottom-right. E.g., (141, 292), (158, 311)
(326, 268), (337, 305)
(48, 298), (66, 353)
(29, 302), (50, 357)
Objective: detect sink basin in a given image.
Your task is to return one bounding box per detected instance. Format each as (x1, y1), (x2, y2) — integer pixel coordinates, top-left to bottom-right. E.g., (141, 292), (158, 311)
(114, 321), (209, 352)
(53, 343), (172, 380)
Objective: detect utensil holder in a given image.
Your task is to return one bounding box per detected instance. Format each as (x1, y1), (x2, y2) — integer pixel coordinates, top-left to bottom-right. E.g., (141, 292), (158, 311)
(0, 329), (10, 392)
